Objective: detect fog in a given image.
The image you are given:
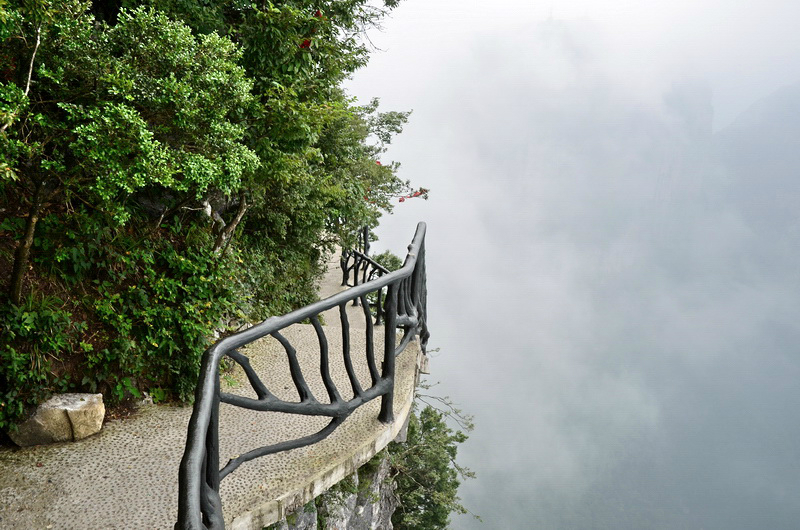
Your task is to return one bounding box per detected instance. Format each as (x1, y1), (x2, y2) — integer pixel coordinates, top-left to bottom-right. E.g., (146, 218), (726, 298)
(347, 2), (800, 528)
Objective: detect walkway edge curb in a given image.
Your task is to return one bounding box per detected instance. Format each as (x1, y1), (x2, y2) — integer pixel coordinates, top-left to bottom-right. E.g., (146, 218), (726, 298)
(229, 343), (424, 530)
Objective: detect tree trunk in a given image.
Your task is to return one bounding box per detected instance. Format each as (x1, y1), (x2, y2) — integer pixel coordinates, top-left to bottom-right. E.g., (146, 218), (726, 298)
(213, 192), (248, 253)
(9, 182), (46, 304)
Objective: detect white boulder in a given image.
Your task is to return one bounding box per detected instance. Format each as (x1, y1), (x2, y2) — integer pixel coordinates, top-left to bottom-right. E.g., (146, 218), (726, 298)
(9, 393), (105, 447)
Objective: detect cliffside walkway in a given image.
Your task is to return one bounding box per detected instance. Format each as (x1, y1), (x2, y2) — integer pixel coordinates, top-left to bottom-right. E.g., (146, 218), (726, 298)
(0, 240), (426, 529)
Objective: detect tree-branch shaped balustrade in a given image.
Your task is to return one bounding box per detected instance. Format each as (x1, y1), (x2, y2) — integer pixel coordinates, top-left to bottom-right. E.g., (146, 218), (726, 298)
(340, 225), (371, 286)
(176, 223), (428, 530)
(340, 226), (391, 323)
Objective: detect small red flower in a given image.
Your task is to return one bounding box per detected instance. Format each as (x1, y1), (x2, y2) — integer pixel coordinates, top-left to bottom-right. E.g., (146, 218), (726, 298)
(300, 39), (311, 49)
(375, 161), (382, 165)
(314, 9), (323, 17)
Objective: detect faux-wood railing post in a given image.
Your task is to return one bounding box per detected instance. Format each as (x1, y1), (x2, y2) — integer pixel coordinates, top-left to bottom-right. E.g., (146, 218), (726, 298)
(202, 373), (222, 528)
(379, 283), (398, 423)
(177, 222), (426, 529)
(414, 238), (429, 352)
(375, 286), (384, 325)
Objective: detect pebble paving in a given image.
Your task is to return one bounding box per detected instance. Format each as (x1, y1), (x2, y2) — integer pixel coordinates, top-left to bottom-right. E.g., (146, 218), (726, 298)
(0, 251), (422, 529)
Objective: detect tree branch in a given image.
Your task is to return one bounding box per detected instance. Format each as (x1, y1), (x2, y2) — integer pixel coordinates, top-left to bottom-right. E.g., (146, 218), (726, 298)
(213, 191), (249, 253)
(1, 24), (41, 133)
(23, 25), (41, 98)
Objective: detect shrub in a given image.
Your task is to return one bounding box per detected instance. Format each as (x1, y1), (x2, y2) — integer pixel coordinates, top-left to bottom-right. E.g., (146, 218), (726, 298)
(0, 295), (83, 429)
(389, 404), (475, 529)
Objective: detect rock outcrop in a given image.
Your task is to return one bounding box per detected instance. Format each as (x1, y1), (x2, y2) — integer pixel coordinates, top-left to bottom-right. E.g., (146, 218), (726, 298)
(268, 453), (398, 530)
(8, 393), (105, 447)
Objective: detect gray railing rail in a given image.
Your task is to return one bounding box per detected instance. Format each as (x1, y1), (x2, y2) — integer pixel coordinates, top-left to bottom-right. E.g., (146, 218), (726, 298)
(176, 222), (428, 529)
(339, 225), (371, 285)
(340, 231), (391, 324)
(341, 248), (389, 289)
(340, 225), (385, 281)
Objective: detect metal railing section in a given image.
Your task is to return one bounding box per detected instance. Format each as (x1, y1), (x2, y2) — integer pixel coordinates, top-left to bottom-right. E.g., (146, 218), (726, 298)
(176, 222), (428, 530)
(340, 247), (389, 289)
(339, 226), (370, 287)
(340, 234), (391, 324)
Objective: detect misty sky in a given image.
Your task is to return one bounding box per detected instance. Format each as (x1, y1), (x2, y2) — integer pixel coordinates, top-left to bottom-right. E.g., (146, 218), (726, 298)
(346, 2), (800, 528)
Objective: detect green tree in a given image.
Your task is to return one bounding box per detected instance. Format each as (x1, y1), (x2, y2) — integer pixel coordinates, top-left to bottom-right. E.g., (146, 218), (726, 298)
(125, 0), (417, 307)
(371, 249), (404, 272)
(389, 403), (476, 529)
(1, 3), (257, 303)
(0, 0), (420, 430)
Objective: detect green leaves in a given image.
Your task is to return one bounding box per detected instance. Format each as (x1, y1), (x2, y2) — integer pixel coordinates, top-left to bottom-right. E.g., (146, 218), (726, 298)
(0, 81), (26, 130)
(0, 295), (82, 429)
(389, 404), (475, 529)
(3, 4), (259, 228)
(35, 211), (242, 403)
(65, 8), (258, 209)
(0, 0), (419, 429)
(67, 102), (172, 199)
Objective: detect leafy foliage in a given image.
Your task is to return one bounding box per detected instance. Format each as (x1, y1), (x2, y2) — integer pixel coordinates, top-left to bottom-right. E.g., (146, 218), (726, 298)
(37, 212), (242, 401)
(389, 401), (476, 529)
(4, 5), (255, 189)
(0, 0), (419, 430)
(372, 249), (404, 272)
(0, 294), (82, 429)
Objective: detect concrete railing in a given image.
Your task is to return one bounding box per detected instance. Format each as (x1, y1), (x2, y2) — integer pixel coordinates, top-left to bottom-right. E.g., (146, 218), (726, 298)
(176, 223), (429, 529)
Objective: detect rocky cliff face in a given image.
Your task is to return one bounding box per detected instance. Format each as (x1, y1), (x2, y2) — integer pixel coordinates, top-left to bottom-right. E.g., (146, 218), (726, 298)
(268, 453), (398, 530)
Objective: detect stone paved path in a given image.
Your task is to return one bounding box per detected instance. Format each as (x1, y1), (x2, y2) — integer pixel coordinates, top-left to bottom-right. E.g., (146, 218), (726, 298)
(0, 250), (422, 529)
